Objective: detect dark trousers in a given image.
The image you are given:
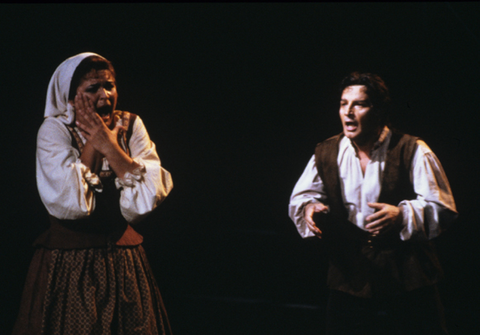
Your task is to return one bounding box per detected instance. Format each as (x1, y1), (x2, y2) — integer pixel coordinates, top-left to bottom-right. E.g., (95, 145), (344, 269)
(325, 285), (448, 335)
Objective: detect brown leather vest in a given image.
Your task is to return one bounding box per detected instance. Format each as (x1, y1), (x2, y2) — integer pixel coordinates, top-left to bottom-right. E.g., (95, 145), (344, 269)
(314, 131), (443, 298)
(34, 111), (143, 249)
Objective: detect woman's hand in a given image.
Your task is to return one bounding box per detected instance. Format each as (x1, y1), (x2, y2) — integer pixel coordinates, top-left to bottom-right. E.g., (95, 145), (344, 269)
(74, 93), (125, 156)
(74, 93), (139, 179)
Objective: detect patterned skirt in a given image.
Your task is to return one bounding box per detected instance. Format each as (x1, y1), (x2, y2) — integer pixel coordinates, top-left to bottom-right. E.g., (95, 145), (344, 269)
(13, 245), (172, 335)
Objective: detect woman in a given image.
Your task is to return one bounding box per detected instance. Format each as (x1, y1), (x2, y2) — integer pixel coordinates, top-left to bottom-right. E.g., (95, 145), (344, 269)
(13, 52), (173, 334)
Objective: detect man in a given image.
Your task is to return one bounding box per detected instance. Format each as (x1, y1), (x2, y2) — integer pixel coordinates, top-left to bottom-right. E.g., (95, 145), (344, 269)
(289, 72), (457, 334)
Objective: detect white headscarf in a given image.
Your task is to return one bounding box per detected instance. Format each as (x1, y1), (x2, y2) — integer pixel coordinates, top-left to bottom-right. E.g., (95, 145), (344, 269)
(44, 52), (104, 124)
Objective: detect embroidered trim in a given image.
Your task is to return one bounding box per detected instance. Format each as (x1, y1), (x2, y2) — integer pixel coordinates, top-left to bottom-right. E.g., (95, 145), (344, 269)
(113, 110), (131, 157)
(67, 110), (134, 191)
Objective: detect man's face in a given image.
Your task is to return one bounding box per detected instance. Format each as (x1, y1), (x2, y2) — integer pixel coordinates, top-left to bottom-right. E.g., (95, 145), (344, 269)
(339, 85), (380, 146)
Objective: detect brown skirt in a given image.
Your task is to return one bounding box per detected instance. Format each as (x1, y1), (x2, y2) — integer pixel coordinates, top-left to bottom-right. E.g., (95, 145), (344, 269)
(13, 245), (172, 335)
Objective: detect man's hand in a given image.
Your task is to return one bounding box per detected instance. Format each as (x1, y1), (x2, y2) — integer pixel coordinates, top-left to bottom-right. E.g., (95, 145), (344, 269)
(365, 202), (403, 236)
(304, 203), (329, 238)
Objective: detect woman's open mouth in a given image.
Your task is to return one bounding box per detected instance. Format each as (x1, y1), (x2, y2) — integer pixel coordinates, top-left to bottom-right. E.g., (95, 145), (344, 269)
(96, 105), (113, 123)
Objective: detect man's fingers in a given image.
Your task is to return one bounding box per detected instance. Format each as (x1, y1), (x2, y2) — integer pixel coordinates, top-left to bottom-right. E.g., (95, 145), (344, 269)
(305, 206), (322, 225)
(367, 202), (384, 209)
(314, 204), (329, 213)
(306, 221), (322, 237)
(304, 203), (326, 237)
(304, 215), (315, 226)
(365, 218), (384, 230)
(366, 207), (387, 222)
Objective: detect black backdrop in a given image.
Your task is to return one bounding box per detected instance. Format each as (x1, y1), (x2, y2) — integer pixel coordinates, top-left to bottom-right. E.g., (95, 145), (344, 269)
(1, 3), (479, 334)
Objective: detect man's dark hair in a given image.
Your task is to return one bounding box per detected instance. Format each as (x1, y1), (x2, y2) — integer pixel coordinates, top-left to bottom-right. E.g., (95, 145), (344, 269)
(68, 56), (116, 101)
(340, 72), (391, 125)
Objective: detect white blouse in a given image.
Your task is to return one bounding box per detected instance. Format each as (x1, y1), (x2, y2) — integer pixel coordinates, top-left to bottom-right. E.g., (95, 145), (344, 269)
(36, 115), (173, 224)
(289, 128), (457, 241)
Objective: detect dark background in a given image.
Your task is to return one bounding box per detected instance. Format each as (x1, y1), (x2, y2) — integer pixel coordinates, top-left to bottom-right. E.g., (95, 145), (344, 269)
(1, 3), (479, 334)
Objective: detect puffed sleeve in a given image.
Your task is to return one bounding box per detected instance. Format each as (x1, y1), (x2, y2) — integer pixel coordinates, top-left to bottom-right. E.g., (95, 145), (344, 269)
(288, 155), (328, 238)
(398, 140), (458, 241)
(36, 118), (100, 219)
(115, 116), (173, 223)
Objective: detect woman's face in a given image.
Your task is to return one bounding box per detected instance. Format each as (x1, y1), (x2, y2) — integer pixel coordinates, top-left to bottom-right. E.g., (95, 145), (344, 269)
(75, 69), (118, 125)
